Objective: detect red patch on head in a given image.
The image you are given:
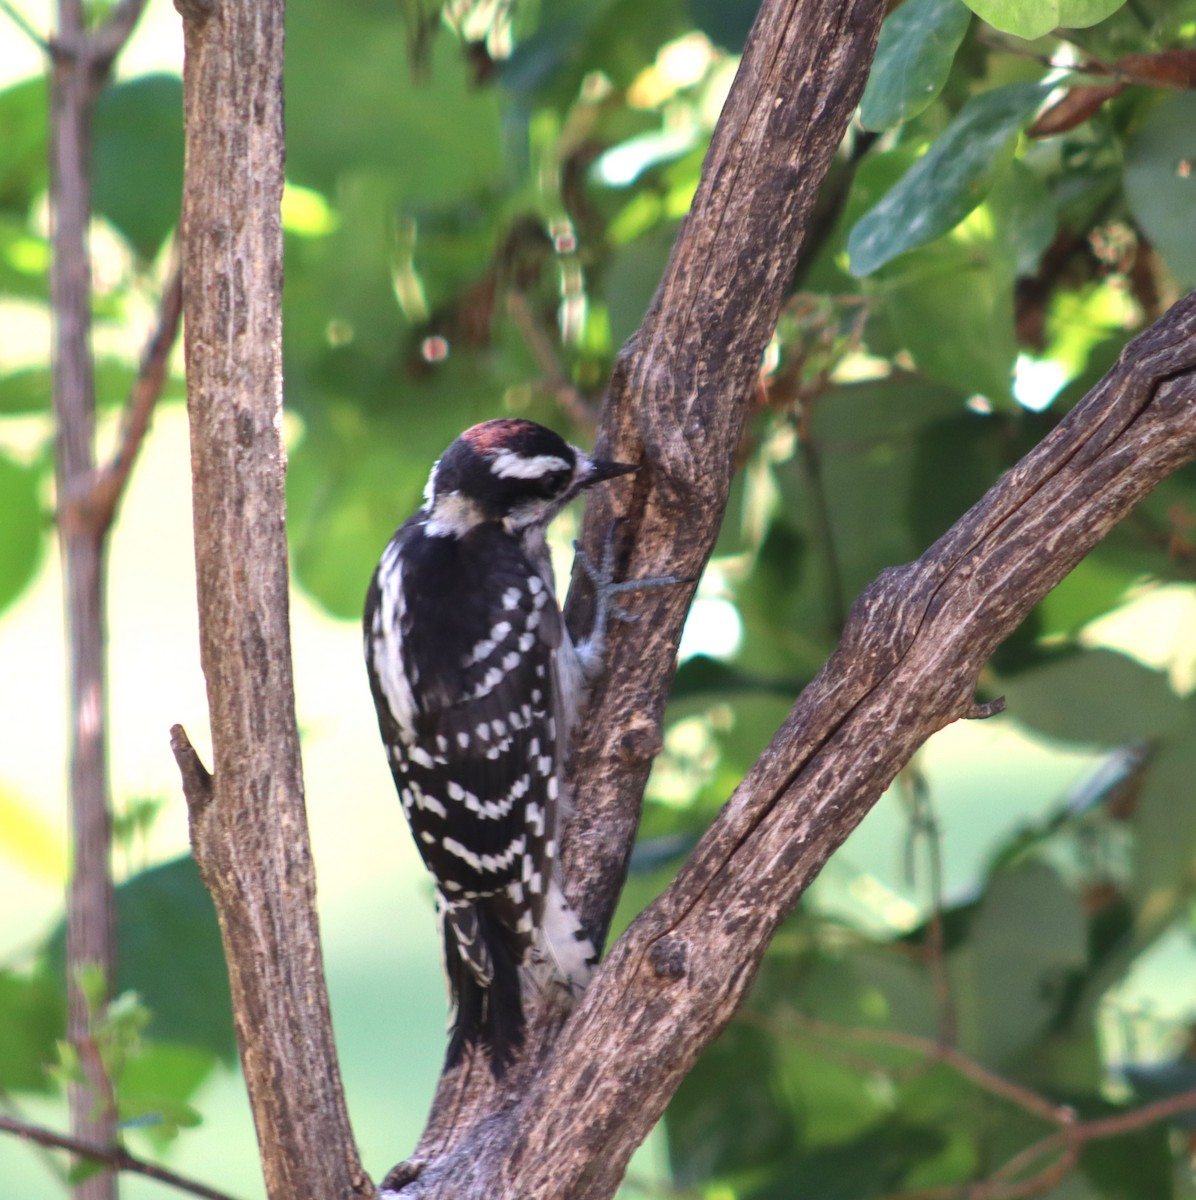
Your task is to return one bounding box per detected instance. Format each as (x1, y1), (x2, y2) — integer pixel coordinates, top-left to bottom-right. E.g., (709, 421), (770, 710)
(461, 419), (538, 455)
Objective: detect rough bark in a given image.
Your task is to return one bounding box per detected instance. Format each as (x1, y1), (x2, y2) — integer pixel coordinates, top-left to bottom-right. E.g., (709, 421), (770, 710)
(392, 0), (889, 1192)
(164, 0), (1196, 1196)
(388, 291), (1196, 1200)
(174, 1), (369, 1198)
(385, 2), (1196, 1197)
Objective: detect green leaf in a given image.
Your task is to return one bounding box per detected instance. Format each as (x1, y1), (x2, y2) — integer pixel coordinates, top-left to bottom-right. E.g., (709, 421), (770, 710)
(1035, 553), (1136, 638)
(0, 215), (48, 300)
(1124, 93), (1196, 290)
(0, 968), (64, 1092)
(286, 21), (503, 199)
(67, 1159), (109, 1185)
(1079, 1116), (1173, 1198)
(993, 159), (1056, 279)
(959, 861), (1086, 1065)
(0, 76), (48, 214)
(1132, 723), (1196, 922)
(601, 220), (679, 347)
(688, 0), (758, 51)
(117, 1042), (212, 1146)
(859, 0), (972, 132)
(666, 1021), (796, 1186)
(0, 451), (45, 615)
(288, 404), (482, 618)
(47, 856), (236, 1062)
(113, 858), (234, 1060)
(0, 359), (137, 415)
(882, 250), (1018, 402)
(959, 0), (1126, 39)
(94, 75), (183, 259)
(908, 414), (1008, 545)
(848, 82), (1047, 277)
(1002, 649), (1186, 745)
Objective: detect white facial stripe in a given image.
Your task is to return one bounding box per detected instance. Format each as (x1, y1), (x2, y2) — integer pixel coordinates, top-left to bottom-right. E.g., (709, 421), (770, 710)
(489, 450), (571, 480)
(422, 459), (440, 507)
(425, 491), (484, 538)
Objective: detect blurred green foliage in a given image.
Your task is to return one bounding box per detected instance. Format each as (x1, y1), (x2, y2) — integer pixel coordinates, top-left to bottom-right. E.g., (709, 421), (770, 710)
(3, 0), (1196, 1196)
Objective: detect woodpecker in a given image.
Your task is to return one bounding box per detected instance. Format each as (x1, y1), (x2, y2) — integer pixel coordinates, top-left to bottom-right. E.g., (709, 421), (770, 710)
(363, 417), (667, 1074)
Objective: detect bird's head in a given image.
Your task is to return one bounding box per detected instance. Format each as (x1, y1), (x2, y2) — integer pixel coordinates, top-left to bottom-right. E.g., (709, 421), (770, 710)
(423, 418), (636, 536)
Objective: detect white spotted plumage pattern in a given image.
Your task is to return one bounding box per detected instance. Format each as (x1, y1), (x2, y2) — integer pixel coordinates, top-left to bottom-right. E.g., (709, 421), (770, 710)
(363, 418), (623, 1074)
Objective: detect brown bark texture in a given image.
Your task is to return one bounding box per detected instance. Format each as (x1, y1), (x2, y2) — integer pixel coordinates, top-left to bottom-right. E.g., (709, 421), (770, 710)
(391, 0), (889, 1194)
(389, 276), (1196, 1200)
(168, 0), (1196, 1197)
(385, 3), (1196, 1199)
(175, 1), (368, 1198)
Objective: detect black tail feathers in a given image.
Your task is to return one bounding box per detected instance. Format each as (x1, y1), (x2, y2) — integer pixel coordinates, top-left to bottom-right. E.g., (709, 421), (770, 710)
(442, 901), (525, 1077)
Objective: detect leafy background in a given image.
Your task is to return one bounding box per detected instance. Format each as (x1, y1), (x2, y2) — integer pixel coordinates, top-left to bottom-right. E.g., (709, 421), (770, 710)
(2, 0), (1196, 1196)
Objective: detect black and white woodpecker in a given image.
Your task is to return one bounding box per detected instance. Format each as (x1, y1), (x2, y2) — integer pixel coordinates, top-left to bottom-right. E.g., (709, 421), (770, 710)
(363, 417), (673, 1074)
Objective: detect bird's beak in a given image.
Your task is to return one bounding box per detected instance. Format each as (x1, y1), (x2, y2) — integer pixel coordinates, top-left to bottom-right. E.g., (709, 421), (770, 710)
(582, 457), (638, 486)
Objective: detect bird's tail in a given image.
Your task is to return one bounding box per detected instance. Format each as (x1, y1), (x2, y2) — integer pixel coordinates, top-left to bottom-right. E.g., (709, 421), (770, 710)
(438, 897), (524, 1076)
(437, 880), (596, 1076)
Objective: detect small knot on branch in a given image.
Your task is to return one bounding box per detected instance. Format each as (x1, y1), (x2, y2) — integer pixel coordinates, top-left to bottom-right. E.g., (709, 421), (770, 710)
(173, 0), (217, 23)
(648, 934), (688, 982)
(619, 713), (664, 763)
(965, 696), (1006, 721)
(170, 723), (213, 815)
(380, 1158), (424, 1194)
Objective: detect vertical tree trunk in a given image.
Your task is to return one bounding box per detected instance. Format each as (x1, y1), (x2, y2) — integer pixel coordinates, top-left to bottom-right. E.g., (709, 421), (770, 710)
(51, 1), (117, 1194)
(175, 1), (370, 1196)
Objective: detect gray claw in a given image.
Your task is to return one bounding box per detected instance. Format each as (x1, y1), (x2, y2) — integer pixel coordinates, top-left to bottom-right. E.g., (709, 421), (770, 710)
(573, 525), (687, 678)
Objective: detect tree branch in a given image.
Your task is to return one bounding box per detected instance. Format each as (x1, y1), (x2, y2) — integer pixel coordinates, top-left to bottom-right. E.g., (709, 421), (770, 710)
(392, 0), (889, 1192)
(742, 1009), (1071, 1128)
(64, 254), (184, 538)
(0, 0), (50, 51)
(0, 1115), (242, 1200)
(50, 0), (117, 1192)
(390, 286), (1196, 1200)
(175, 2), (368, 1198)
(887, 1087), (1196, 1199)
(89, 0), (148, 75)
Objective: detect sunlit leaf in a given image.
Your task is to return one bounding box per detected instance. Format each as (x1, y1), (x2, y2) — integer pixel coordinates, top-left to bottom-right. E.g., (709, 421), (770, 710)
(0, 452), (45, 614)
(0, 76), (48, 213)
(1124, 92), (1196, 289)
(960, 0), (1125, 38)
(287, 21), (503, 198)
(0, 782), (65, 882)
(848, 83), (1047, 276)
(859, 0), (972, 131)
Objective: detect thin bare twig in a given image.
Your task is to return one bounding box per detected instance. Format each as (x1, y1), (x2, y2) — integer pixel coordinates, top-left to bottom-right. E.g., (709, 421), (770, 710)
(0, 1114), (243, 1200)
(168, 724), (213, 816)
(743, 1009), (1069, 1128)
(903, 773), (957, 1047)
(753, 1010), (1196, 1199)
(0, 1091), (69, 1183)
(67, 254), (184, 537)
(889, 1088), (1196, 1199)
(89, 0), (149, 73)
(0, 0), (51, 51)
(505, 292), (597, 430)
